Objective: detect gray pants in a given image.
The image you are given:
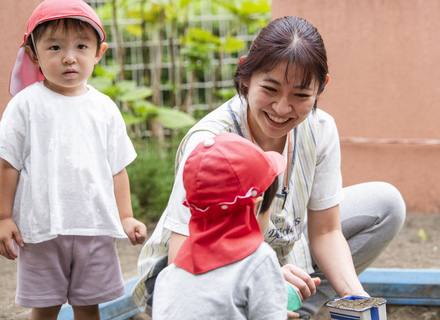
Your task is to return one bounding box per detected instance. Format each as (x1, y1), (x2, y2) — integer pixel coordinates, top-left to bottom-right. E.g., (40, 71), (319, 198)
(300, 182), (406, 317)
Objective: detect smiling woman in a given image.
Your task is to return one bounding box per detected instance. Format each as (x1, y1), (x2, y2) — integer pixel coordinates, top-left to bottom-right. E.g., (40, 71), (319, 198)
(244, 64), (324, 153)
(133, 16), (406, 320)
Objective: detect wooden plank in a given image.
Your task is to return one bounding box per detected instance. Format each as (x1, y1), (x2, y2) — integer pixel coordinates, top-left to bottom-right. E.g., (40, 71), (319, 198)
(58, 268), (440, 319)
(359, 268), (440, 306)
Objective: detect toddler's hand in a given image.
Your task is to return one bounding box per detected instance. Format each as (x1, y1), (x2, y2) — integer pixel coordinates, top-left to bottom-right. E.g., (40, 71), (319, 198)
(286, 310), (301, 319)
(121, 217), (147, 245)
(281, 264), (321, 302)
(0, 218), (23, 260)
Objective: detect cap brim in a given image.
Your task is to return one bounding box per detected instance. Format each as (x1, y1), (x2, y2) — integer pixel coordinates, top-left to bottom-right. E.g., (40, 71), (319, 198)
(264, 151), (286, 177)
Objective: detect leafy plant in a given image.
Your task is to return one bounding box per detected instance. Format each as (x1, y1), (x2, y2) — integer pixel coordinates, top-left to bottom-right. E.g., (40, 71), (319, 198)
(93, 0), (270, 123)
(89, 65), (196, 132)
(127, 138), (181, 221)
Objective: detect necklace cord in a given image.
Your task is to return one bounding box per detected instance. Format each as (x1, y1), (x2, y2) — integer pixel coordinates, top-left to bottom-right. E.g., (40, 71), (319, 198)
(247, 119), (291, 198)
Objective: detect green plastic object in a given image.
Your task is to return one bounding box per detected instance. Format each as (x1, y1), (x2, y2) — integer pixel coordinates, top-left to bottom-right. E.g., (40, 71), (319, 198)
(285, 281), (302, 311)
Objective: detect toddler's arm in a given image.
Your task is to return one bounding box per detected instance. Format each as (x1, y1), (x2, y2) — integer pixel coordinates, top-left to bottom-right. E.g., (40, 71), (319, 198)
(0, 158), (23, 260)
(114, 168), (147, 245)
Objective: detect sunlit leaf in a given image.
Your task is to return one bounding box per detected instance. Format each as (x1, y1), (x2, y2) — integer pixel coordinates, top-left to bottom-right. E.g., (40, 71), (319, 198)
(239, 1), (271, 15)
(221, 36), (245, 53)
(121, 112), (148, 126)
(417, 228), (429, 241)
(187, 28), (220, 44)
(97, 2), (113, 20)
(180, 0), (193, 8)
(118, 87), (153, 102)
(126, 9), (141, 19)
(127, 24), (143, 36)
(88, 77), (113, 92)
(141, 3), (163, 23)
(116, 80), (138, 92)
(154, 107), (197, 129)
(93, 64), (119, 80)
(131, 100), (157, 116)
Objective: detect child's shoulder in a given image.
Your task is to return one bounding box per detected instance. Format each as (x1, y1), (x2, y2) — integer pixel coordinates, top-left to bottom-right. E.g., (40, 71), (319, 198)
(12, 82), (44, 100)
(246, 242), (280, 267)
(86, 84), (117, 105)
(6, 82), (46, 113)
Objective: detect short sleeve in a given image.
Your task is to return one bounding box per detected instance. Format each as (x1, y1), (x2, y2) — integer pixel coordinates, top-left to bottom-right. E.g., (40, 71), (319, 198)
(106, 102), (137, 175)
(0, 99), (27, 171)
(307, 110), (344, 211)
(245, 244), (287, 320)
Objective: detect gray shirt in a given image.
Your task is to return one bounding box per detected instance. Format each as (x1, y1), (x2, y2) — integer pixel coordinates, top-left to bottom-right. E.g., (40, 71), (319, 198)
(153, 242), (287, 320)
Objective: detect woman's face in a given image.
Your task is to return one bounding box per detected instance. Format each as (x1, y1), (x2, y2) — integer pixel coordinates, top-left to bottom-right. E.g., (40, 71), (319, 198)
(245, 63), (322, 144)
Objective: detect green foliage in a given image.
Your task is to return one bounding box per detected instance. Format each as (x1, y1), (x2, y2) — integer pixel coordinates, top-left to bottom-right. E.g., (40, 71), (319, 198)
(127, 138), (181, 221)
(215, 88), (238, 100)
(180, 28), (220, 70)
(154, 107), (198, 129)
(92, 0), (270, 118)
(214, 0), (270, 33)
(417, 227), (429, 241)
(221, 36), (246, 53)
(89, 66), (196, 129)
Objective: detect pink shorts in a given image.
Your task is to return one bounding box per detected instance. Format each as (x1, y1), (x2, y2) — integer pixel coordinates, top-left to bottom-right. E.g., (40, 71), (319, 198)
(15, 235), (125, 308)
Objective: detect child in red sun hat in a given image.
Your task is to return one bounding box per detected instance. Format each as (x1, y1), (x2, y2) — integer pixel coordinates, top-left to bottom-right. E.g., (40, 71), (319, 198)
(153, 132), (288, 319)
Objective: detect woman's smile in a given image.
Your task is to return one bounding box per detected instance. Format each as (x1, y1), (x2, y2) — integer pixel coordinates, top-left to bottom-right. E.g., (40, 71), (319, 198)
(265, 112), (291, 125)
(245, 63), (319, 146)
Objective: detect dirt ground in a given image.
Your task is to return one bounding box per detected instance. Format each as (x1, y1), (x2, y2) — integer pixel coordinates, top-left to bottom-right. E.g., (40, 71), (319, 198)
(1, 214), (439, 320)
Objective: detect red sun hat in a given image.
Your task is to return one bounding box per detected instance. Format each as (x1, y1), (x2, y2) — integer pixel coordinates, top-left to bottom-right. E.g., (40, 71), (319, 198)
(173, 132), (286, 274)
(9, 0), (105, 96)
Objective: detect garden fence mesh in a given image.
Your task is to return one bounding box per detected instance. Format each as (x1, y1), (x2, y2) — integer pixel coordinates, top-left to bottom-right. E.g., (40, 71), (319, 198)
(85, 0), (264, 114)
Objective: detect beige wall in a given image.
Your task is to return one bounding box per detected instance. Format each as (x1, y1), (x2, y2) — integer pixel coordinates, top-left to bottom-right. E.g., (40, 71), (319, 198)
(273, 0), (440, 213)
(0, 0), (41, 119)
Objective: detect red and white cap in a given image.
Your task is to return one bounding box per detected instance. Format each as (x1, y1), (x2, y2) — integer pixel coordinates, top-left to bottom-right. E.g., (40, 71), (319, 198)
(9, 0), (105, 96)
(174, 132), (286, 274)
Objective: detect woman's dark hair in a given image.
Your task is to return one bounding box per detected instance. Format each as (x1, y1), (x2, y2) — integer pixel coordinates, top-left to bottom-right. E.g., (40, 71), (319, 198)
(26, 18), (101, 54)
(234, 16), (328, 110)
(260, 176), (279, 213)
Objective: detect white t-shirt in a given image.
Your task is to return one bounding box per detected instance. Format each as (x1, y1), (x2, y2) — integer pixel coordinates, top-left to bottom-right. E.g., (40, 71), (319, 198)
(153, 242), (287, 320)
(0, 82), (136, 243)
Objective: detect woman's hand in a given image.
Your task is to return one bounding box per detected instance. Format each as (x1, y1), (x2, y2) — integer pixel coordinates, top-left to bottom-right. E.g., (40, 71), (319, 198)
(121, 217), (147, 245)
(0, 218), (23, 260)
(282, 264), (321, 301)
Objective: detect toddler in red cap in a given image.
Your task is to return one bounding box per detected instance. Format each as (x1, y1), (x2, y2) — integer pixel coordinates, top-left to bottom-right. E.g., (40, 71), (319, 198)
(153, 132), (288, 319)
(0, 0), (146, 318)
